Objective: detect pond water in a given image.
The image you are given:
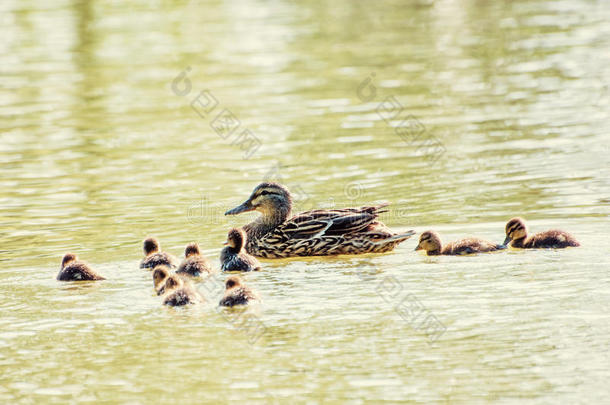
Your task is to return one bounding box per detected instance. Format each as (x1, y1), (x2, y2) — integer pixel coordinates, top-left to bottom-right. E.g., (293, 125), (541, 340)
(1, 0), (609, 402)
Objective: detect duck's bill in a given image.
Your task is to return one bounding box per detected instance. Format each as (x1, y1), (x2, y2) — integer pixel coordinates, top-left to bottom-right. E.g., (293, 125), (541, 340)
(414, 244), (422, 251)
(502, 236), (511, 246)
(225, 201), (254, 215)
(222, 241), (228, 245)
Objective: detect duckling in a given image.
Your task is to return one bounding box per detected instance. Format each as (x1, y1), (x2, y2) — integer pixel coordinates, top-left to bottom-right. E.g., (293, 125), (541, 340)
(504, 217), (580, 248)
(176, 242), (214, 277)
(57, 253), (106, 281)
(415, 231), (506, 256)
(220, 228), (262, 272)
(219, 275), (259, 307)
(161, 274), (203, 306)
(152, 265), (172, 295)
(139, 237), (178, 269)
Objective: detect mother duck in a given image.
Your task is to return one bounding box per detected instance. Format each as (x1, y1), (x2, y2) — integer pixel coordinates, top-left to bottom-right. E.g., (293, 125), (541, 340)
(225, 182), (415, 258)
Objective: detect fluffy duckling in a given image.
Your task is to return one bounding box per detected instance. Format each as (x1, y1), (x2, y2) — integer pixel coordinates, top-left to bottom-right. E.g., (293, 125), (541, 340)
(504, 217), (580, 248)
(152, 265), (172, 295)
(219, 276), (259, 307)
(415, 231), (506, 256)
(176, 242), (214, 277)
(139, 237), (178, 269)
(220, 228), (261, 272)
(161, 274), (203, 306)
(57, 253), (106, 281)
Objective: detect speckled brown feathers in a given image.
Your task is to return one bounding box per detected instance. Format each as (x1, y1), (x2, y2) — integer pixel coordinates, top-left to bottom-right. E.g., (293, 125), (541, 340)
(219, 276), (259, 307)
(504, 217), (580, 248)
(140, 237), (178, 269)
(57, 253), (105, 281)
(225, 182), (415, 258)
(152, 265), (171, 295)
(160, 274), (203, 306)
(176, 242), (214, 277)
(220, 228), (261, 271)
(415, 231), (505, 256)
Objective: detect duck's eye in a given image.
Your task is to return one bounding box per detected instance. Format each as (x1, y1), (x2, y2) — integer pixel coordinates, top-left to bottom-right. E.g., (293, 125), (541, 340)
(260, 190), (270, 196)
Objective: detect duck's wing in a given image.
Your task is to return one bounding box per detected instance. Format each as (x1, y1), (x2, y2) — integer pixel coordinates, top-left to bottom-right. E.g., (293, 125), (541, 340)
(272, 204), (390, 240)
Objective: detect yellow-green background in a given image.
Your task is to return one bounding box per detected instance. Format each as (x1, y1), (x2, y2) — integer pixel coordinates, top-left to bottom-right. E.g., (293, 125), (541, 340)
(1, 0), (609, 402)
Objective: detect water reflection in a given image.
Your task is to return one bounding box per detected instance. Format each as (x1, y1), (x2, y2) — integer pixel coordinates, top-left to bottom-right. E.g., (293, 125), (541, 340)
(0, 0), (609, 402)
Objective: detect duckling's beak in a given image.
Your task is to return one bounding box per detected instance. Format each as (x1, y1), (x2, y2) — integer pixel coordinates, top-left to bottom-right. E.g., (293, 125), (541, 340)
(414, 243), (423, 251)
(503, 235), (511, 246)
(222, 241), (228, 245)
(225, 200), (255, 215)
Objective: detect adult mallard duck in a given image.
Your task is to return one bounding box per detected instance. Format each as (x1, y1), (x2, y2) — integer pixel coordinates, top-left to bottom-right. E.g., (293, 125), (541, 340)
(415, 231), (505, 256)
(503, 217), (580, 248)
(224, 182), (415, 258)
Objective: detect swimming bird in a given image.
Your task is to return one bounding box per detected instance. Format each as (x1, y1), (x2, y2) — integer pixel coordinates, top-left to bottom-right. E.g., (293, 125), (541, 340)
(503, 217), (580, 248)
(414, 230), (506, 256)
(161, 274), (203, 306)
(140, 237), (178, 269)
(220, 228), (262, 272)
(57, 253), (106, 281)
(176, 242), (214, 277)
(152, 265), (172, 295)
(219, 276), (259, 307)
(224, 182), (415, 258)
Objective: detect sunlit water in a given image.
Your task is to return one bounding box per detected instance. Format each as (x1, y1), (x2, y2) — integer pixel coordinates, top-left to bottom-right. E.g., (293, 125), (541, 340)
(1, 0), (609, 402)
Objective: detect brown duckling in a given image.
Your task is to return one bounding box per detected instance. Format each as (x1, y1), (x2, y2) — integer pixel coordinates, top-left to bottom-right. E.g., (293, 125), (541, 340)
(176, 242), (214, 277)
(57, 253), (106, 281)
(415, 230), (506, 256)
(504, 217), (580, 248)
(161, 274), (203, 306)
(152, 265), (172, 295)
(219, 276), (259, 307)
(220, 228), (261, 272)
(140, 237), (178, 269)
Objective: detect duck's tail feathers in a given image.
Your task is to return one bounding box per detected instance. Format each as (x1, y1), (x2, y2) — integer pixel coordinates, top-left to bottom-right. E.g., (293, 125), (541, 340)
(373, 230), (416, 245)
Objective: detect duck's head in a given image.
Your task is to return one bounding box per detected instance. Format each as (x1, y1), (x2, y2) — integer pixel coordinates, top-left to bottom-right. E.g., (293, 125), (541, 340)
(225, 275), (242, 290)
(225, 182), (292, 218)
(61, 253), (77, 269)
(152, 265), (171, 289)
(162, 274), (183, 294)
(184, 242), (200, 258)
(504, 217), (528, 246)
(414, 231), (442, 254)
(143, 237), (160, 256)
(224, 228), (246, 251)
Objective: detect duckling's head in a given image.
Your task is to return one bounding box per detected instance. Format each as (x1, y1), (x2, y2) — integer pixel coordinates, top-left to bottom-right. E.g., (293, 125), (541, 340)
(61, 253), (77, 269)
(184, 242), (200, 258)
(225, 182), (292, 218)
(414, 231), (442, 254)
(225, 275), (242, 290)
(163, 274), (183, 294)
(143, 237), (160, 255)
(504, 217), (528, 245)
(152, 265), (171, 289)
(224, 228), (246, 251)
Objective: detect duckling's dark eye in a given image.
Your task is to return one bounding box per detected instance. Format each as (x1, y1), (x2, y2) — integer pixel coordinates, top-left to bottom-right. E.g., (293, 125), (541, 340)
(260, 191), (270, 196)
